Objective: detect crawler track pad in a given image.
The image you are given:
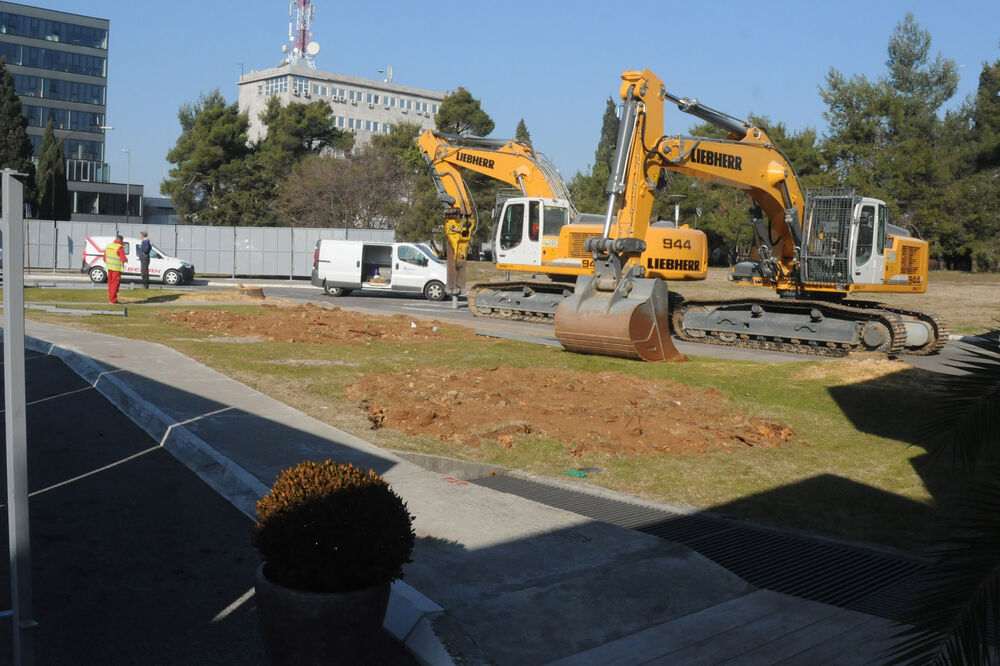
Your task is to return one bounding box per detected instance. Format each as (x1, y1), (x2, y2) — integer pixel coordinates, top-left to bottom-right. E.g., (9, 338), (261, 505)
(554, 276), (686, 362)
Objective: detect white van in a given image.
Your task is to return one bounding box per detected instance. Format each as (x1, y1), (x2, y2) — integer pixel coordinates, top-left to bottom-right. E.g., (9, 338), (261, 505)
(311, 240), (448, 301)
(82, 236), (196, 286)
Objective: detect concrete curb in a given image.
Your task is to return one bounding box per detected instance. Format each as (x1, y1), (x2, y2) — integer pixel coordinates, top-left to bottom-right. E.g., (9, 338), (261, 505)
(18, 331), (450, 665)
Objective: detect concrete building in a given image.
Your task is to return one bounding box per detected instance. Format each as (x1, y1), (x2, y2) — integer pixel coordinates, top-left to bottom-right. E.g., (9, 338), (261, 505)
(237, 63), (444, 146)
(0, 1), (141, 221)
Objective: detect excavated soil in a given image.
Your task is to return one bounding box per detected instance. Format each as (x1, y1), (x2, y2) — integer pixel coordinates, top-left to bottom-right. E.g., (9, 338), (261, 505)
(163, 303), (795, 455)
(162, 303), (470, 344)
(346, 366), (795, 456)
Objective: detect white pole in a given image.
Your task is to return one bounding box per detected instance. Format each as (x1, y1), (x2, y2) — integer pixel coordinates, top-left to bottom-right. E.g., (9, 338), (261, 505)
(3, 168), (36, 665)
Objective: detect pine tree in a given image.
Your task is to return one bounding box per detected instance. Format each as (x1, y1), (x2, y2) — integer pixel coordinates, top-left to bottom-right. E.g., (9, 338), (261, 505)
(36, 121), (70, 220)
(594, 97), (618, 174)
(0, 57), (36, 207)
(514, 118), (531, 145)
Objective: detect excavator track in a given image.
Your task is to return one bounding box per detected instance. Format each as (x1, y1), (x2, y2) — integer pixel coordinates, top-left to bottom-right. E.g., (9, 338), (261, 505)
(843, 303), (950, 356)
(466, 281), (569, 324)
(671, 297), (912, 357)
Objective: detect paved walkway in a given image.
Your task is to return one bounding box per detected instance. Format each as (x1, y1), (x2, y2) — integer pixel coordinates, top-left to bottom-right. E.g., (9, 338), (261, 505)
(13, 319), (907, 664)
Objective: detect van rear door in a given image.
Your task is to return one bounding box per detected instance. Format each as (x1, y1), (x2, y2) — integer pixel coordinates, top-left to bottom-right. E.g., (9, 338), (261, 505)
(321, 241), (363, 287)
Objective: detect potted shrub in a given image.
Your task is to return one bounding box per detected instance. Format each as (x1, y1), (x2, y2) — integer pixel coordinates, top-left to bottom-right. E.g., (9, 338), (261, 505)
(252, 460), (415, 665)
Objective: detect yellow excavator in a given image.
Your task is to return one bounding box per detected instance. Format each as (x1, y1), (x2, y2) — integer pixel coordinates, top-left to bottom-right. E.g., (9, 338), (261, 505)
(418, 128), (706, 360)
(556, 69), (947, 357)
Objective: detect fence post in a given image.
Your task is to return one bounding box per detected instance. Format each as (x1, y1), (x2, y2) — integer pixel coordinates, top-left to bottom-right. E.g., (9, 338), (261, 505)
(4, 169), (36, 666)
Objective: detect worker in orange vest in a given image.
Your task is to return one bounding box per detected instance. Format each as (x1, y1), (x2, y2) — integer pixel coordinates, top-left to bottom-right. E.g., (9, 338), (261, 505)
(105, 234), (127, 304)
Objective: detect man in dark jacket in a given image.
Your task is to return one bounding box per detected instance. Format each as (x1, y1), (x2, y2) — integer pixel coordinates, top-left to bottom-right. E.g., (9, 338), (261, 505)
(138, 231), (152, 289)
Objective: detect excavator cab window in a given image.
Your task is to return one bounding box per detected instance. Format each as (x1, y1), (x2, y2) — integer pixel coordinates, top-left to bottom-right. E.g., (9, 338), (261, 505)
(499, 202), (524, 250)
(528, 201), (540, 241)
(543, 205), (569, 237)
(855, 204), (875, 266)
(877, 204), (888, 254)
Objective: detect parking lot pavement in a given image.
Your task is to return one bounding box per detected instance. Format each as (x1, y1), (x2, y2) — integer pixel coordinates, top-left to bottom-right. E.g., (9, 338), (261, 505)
(0, 349), (412, 665)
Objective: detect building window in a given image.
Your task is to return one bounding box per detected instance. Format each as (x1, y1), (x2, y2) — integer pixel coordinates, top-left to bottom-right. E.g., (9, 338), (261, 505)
(0, 12), (107, 49)
(263, 76), (288, 95)
(292, 77), (309, 94)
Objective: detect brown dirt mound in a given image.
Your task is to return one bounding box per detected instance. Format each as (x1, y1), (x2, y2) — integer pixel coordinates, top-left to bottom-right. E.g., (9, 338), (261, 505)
(162, 303), (464, 344)
(345, 366), (795, 456)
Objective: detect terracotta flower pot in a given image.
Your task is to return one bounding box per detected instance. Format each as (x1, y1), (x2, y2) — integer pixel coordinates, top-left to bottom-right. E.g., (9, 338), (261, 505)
(254, 563), (392, 666)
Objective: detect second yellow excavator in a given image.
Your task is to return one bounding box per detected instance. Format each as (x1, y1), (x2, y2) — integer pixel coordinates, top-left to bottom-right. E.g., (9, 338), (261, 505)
(418, 128), (706, 360)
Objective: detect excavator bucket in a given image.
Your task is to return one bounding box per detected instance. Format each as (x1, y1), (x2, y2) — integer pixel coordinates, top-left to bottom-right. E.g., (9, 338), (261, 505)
(554, 275), (686, 362)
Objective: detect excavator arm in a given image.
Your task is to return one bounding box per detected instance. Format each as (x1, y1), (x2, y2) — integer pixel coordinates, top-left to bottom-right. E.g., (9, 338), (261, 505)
(652, 132), (806, 280)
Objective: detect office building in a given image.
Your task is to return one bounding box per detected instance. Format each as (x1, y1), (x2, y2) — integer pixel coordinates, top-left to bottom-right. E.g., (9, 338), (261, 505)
(0, 1), (140, 221)
(238, 63), (444, 146)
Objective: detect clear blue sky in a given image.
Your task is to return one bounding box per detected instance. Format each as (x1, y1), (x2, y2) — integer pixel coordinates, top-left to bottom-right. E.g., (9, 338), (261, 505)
(40, 0), (1000, 196)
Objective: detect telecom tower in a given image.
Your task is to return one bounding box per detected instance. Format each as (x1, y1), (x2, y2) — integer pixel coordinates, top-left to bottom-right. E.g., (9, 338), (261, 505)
(282, 0), (320, 68)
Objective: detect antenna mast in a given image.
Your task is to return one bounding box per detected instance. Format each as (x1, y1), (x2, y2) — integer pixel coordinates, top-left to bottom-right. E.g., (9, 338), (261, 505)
(284, 0), (320, 68)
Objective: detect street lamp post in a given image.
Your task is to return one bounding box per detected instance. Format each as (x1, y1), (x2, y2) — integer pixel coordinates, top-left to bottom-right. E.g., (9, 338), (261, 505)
(121, 148), (130, 228)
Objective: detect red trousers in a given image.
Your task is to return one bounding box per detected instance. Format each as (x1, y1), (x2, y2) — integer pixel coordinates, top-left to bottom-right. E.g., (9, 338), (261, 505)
(108, 270), (122, 303)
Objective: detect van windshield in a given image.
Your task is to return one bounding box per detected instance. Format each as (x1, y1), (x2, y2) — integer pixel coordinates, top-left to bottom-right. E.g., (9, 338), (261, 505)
(416, 244), (443, 264)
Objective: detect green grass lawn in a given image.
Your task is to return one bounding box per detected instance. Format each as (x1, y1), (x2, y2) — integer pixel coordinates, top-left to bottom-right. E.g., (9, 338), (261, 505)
(14, 286), (976, 553)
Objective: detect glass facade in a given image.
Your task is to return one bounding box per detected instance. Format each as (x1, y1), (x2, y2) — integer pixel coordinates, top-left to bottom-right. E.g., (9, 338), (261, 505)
(23, 104), (104, 131)
(1, 4), (120, 210)
(13, 74), (105, 104)
(0, 11), (107, 49)
(0, 41), (105, 76)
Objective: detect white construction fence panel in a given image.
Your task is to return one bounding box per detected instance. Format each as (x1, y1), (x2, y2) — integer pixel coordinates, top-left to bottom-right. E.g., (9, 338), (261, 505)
(5, 221), (394, 278)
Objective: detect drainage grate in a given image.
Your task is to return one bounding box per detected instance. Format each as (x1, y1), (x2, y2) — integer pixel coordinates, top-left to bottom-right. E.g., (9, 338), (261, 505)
(471, 475), (927, 621)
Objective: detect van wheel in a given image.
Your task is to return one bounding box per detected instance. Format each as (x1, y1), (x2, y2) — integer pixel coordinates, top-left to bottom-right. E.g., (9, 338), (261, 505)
(324, 285), (351, 297)
(424, 280), (446, 302)
(88, 266), (107, 283)
(163, 269), (182, 286)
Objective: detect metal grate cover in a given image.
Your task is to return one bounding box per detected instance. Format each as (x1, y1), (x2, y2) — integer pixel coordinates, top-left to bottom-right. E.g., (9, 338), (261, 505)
(472, 474), (927, 620)
(802, 187), (857, 284)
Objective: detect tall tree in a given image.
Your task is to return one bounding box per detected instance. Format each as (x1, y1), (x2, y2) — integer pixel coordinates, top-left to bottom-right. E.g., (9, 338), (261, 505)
(256, 97), (353, 175)
(36, 121), (70, 220)
(514, 118), (531, 145)
(970, 56), (1000, 169)
(435, 88), (494, 137)
(594, 97), (619, 175)
(275, 146), (411, 230)
(161, 89), (251, 224)
(820, 13), (959, 249)
(0, 57), (36, 207)
(568, 98), (621, 215)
